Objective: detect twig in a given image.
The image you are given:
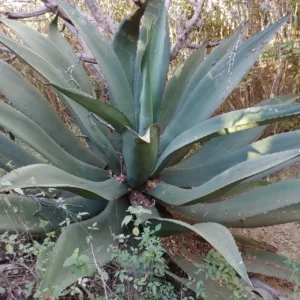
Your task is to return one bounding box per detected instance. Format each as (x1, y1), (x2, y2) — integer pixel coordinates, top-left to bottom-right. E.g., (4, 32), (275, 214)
(4, 6), (50, 19)
(90, 244), (109, 300)
(270, 45), (286, 98)
(77, 53), (97, 64)
(64, 22), (106, 85)
(15, 262), (37, 281)
(84, 0), (117, 34)
(0, 47), (10, 53)
(3, 55), (17, 63)
(79, 284), (94, 299)
(2, 0), (72, 24)
(133, 0), (143, 7)
(170, 0), (207, 59)
(89, 113), (116, 132)
(0, 271), (17, 300)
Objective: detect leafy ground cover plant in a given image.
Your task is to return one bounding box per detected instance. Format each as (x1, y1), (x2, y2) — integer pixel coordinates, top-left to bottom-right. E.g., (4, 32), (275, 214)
(0, 0), (300, 297)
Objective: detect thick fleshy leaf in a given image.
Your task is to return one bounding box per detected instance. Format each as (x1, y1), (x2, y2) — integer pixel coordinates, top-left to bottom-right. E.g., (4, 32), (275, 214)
(161, 129), (300, 187)
(122, 124), (159, 187)
(146, 218), (250, 285)
(56, 0), (135, 125)
(245, 156), (300, 183)
(162, 15), (289, 149)
(0, 194), (107, 234)
(38, 198), (128, 295)
(160, 45), (206, 132)
(207, 180), (270, 203)
(49, 15), (122, 168)
(0, 60), (104, 168)
(0, 194), (64, 234)
(150, 150), (300, 206)
(52, 85), (133, 133)
(0, 164), (128, 200)
(48, 15), (94, 95)
(0, 133), (40, 172)
(0, 17), (93, 95)
(0, 101), (108, 181)
(173, 95), (299, 174)
(112, 6), (144, 92)
(0, 32), (117, 162)
(135, 0), (163, 128)
(171, 179), (300, 228)
(176, 25), (246, 114)
(154, 104), (300, 174)
(161, 25), (246, 135)
(138, 0), (170, 134)
(243, 249), (300, 280)
(165, 94), (299, 175)
(239, 202), (300, 228)
(177, 94), (300, 170)
(48, 16), (121, 164)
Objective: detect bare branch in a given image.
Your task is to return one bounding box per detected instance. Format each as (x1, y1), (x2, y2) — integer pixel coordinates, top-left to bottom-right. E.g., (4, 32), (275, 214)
(64, 22), (106, 85)
(270, 44), (286, 98)
(84, 0), (117, 34)
(3, 55), (17, 63)
(0, 47), (10, 53)
(76, 53), (96, 64)
(165, 0), (172, 9)
(171, 0), (206, 59)
(0, 46), (16, 62)
(2, 0), (72, 25)
(0, 270), (17, 300)
(133, 0), (143, 8)
(4, 6), (51, 19)
(188, 0), (197, 5)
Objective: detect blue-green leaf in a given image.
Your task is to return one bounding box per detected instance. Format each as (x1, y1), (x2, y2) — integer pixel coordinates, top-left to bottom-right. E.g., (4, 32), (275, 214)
(0, 194), (107, 234)
(51, 85), (133, 133)
(0, 101), (108, 181)
(1, 17), (93, 95)
(137, 0), (170, 134)
(154, 104), (300, 174)
(38, 198), (128, 295)
(122, 124), (159, 187)
(150, 150), (300, 206)
(171, 179), (300, 228)
(112, 6), (144, 92)
(160, 45), (206, 132)
(0, 32), (117, 163)
(0, 164), (128, 201)
(162, 15), (289, 150)
(160, 129), (300, 187)
(0, 59), (104, 168)
(146, 218), (251, 285)
(0, 133), (40, 172)
(56, 0), (135, 125)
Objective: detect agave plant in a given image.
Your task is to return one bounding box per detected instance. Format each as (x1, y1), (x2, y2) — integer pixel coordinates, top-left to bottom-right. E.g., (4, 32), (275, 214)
(0, 0), (300, 297)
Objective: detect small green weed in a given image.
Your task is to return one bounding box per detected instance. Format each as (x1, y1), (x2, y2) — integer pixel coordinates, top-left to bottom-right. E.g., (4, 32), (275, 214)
(103, 222), (178, 299)
(187, 250), (256, 300)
